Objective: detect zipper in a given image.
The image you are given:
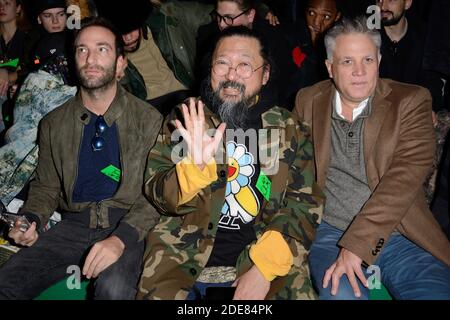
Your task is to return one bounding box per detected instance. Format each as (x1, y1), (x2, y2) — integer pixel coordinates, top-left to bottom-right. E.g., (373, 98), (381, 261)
(70, 119), (84, 205)
(162, 16), (178, 79)
(117, 125), (124, 190)
(95, 124), (123, 229)
(96, 200), (103, 229)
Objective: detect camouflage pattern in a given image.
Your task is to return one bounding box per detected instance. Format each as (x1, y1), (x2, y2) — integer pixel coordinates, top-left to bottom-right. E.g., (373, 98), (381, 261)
(138, 104), (324, 300)
(0, 70), (77, 205)
(424, 110), (450, 204)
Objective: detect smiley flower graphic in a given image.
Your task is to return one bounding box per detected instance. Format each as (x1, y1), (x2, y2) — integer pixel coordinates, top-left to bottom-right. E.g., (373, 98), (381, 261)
(220, 141), (260, 225)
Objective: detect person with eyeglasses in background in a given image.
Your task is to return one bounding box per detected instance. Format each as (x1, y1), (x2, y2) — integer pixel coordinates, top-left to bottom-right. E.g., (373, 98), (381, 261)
(0, 17), (163, 300)
(195, 0), (297, 109)
(138, 26), (324, 300)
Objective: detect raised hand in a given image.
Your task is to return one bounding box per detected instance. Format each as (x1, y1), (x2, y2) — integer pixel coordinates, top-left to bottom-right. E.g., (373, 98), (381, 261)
(174, 99), (226, 170)
(265, 11), (280, 26)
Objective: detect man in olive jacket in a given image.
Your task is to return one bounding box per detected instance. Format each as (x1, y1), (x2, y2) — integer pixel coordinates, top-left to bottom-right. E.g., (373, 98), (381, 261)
(0, 18), (162, 300)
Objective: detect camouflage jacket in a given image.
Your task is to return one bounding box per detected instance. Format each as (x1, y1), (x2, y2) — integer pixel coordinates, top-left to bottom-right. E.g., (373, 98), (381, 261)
(424, 110), (450, 203)
(138, 104), (324, 300)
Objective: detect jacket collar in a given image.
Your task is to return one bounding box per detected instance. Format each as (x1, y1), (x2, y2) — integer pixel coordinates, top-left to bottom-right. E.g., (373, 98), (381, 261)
(73, 84), (127, 126)
(312, 79), (392, 188)
(363, 80), (392, 185)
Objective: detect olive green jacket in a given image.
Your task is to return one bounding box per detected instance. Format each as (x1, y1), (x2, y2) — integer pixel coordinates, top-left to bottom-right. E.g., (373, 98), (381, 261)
(147, 1), (213, 88)
(21, 85), (163, 246)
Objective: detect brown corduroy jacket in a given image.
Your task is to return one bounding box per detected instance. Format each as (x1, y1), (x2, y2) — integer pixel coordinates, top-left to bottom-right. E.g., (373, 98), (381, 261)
(294, 79), (450, 267)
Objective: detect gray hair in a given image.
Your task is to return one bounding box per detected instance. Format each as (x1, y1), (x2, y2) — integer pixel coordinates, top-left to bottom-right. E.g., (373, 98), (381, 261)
(324, 16), (381, 61)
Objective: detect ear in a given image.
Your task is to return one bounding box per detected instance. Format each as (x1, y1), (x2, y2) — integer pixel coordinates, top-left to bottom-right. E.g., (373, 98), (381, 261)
(325, 59), (333, 78)
(405, 0), (413, 10)
(335, 11), (342, 22)
(16, 4), (21, 15)
(262, 64), (270, 85)
(247, 8), (256, 23)
(37, 16), (42, 25)
(115, 55), (128, 80)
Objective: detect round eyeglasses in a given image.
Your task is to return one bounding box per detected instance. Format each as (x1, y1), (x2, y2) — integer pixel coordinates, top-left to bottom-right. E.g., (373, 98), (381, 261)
(91, 115), (108, 152)
(211, 9), (250, 26)
(212, 61), (265, 79)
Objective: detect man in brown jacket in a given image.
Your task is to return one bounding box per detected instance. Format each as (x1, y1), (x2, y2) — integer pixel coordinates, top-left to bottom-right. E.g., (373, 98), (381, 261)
(295, 16), (450, 300)
(0, 17), (162, 299)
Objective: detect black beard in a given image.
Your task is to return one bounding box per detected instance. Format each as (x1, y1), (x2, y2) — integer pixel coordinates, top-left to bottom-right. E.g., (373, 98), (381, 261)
(124, 29), (143, 53)
(200, 76), (258, 130)
(125, 37), (142, 53)
(381, 10), (405, 27)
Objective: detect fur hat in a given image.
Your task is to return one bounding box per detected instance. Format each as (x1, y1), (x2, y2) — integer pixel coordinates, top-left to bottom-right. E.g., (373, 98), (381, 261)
(94, 0), (152, 34)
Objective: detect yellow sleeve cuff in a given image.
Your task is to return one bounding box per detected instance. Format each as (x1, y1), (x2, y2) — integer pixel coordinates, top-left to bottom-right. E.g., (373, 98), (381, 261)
(176, 157), (218, 205)
(249, 230), (294, 282)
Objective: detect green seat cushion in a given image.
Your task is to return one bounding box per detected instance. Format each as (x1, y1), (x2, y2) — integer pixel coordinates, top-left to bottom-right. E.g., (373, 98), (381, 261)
(370, 283), (393, 300)
(34, 279), (90, 300)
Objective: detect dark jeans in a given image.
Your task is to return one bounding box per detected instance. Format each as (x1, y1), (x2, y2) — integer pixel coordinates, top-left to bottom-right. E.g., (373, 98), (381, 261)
(0, 219), (144, 300)
(186, 281), (234, 300)
(310, 221), (450, 300)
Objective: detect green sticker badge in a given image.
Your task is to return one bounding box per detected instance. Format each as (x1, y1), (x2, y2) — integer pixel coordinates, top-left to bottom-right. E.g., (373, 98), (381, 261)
(101, 165), (121, 182)
(256, 171), (271, 201)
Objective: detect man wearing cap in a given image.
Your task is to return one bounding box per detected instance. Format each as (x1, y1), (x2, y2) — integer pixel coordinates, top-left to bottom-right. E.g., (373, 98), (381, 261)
(0, 17), (162, 300)
(94, 0), (211, 116)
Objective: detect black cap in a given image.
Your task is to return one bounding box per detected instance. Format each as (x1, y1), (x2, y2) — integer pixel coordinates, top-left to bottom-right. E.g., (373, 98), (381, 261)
(34, 0), (67, 16)
(94, 0), (152, 34)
